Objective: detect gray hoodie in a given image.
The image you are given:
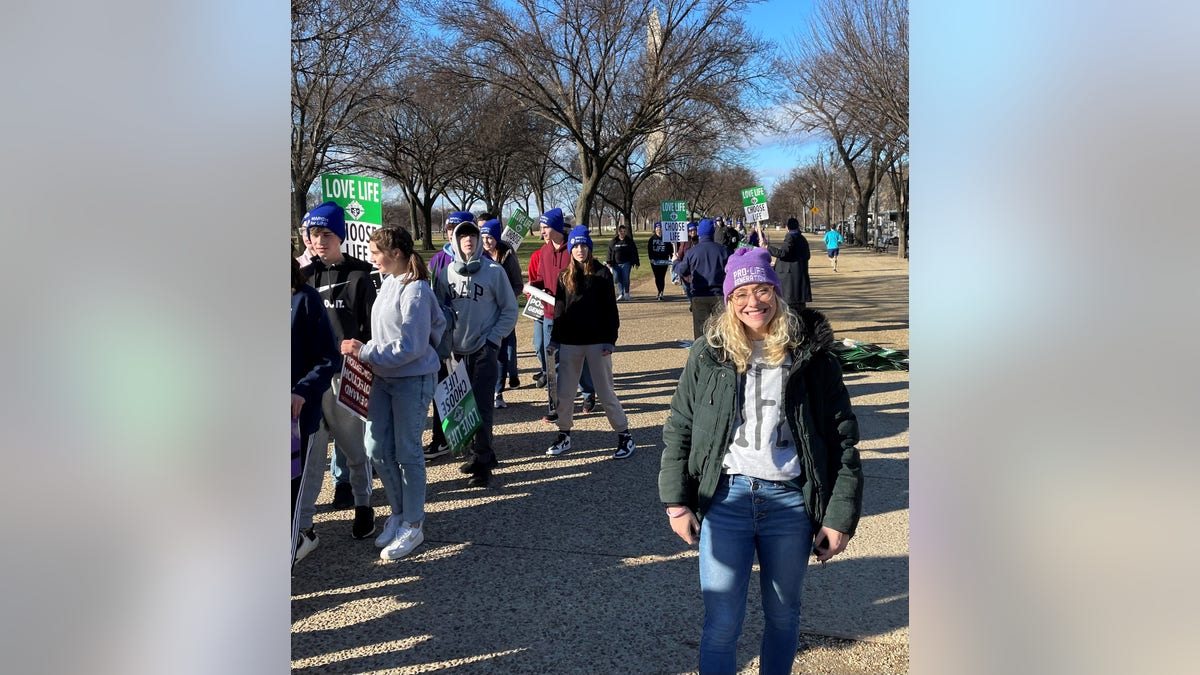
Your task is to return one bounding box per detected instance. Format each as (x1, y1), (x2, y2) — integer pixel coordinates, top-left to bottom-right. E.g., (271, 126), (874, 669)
(357, 274), (445, 379)
(435, 222), (519, 355)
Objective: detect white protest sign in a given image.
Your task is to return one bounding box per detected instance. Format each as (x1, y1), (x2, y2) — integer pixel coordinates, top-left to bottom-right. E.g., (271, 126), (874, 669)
(660, 200), (689, 243)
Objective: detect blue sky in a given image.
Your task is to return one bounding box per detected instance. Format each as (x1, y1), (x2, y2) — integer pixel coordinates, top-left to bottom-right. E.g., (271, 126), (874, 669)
(741, 0), (826, 191)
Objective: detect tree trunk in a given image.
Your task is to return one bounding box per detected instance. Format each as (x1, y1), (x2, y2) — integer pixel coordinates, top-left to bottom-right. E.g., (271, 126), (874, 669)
(293, 187), (311, 236)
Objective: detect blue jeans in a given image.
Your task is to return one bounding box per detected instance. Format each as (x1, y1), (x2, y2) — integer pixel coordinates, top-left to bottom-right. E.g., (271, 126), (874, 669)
(698, 474), (814, 675)
(494, 330), (518, 395)
(613, 262), (632, 296)
(329, 443), (348, 485)
(364, 372), (434, 524)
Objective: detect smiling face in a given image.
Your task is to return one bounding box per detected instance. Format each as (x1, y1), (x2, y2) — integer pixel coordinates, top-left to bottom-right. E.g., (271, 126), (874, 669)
(729, 283), (777, 340)
(368, 241), (406, 276)
(481, 233), (498, 253)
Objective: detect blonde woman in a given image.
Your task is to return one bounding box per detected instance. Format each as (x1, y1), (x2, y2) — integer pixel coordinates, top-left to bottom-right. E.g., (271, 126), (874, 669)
(658, 246), (863, 675)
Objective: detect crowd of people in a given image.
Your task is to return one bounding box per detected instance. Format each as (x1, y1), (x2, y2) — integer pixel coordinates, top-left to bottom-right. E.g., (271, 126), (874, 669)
(289, 201), (864, 675)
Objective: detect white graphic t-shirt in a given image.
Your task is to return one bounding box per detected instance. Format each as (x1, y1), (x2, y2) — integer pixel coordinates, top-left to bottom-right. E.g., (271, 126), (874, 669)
(722, 342), (803, 481)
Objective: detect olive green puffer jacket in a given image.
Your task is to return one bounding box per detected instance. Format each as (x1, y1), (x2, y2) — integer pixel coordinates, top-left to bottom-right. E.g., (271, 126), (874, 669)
(658, 309), (864, 536)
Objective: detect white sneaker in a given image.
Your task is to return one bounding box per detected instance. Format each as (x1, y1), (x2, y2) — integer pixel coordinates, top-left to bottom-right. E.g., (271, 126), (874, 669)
(295, 528), (319, 563)
(494, 394), (507, 408)
(380, 522), (424, 560)
(546, 431), (572, 456)
(374, 514), (402, 548)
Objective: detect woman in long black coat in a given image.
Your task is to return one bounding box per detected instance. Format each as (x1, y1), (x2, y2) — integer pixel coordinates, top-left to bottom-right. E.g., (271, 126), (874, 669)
(761, 217), (812, 314)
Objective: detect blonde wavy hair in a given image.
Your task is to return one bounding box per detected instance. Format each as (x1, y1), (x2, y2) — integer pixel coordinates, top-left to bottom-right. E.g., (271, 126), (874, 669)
(703, 296), (802, 373)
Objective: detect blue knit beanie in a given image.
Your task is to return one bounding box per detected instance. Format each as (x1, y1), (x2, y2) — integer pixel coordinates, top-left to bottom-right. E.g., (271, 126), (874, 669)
(304, 201), (346, 241)
(539, 208), (565, 234)
(567, 225), (593, 252)
(480, 218), (503, 241)
(446, 211), (475, 228)
(697, 218), (716, 240)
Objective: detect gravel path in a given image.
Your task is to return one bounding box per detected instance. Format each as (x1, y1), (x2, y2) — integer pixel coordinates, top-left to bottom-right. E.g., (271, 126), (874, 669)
(292, 238), (909, 674)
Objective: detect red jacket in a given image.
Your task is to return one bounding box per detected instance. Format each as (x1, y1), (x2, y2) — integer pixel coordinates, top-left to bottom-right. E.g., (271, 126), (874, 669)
(531, 240), (572, 319)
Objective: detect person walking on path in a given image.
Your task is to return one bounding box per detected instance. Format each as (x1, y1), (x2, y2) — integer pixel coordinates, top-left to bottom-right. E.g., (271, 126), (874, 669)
(423, 212), (472, 460)
(605, 224), (640, 300)
(434, 218), (519, 489)
(297, 201), (378, 548)
(823, 227), (845, 272)
(545, 226), (635, 460)
(291, 257), (339, 566)
(658, 246), (864, 675)
(479, 218), (523, 409)
(671, 222), (698, 293)
(761, 216), (812, 314)
(674, 218), (730, 339)
(529, 208), (597, 422)
(340, 227), (445, 561)
(646, 221), (674, 301)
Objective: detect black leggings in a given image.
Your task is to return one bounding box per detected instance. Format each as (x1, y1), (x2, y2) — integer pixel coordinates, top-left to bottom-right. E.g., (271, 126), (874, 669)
(651, 264), (668, 294)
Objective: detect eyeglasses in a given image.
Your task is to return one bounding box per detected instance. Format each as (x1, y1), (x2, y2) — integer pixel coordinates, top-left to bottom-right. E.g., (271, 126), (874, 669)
(729, 285), (775, 305)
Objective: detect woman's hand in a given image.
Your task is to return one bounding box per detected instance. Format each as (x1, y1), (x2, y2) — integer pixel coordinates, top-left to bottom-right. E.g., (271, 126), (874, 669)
(813, 526), (850, 562)
(668, 507), (700, 545)
(340, 339), (363, 357)
(291, 394), (305, 419)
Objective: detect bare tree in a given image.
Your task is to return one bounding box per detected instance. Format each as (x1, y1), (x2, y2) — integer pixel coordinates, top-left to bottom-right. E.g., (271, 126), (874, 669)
(431, 0), (768, 224)
(815, 0), (908, 153)
(291, 0), (409, 230)
(348, 66), (474, 250)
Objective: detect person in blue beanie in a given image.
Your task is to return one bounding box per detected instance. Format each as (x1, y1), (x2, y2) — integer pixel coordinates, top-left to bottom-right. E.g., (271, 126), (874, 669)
(297, 201), (379, 547)
(674, 218), (730, 339)
(479, 217), (523, 408)
(545, 226), (635, 460)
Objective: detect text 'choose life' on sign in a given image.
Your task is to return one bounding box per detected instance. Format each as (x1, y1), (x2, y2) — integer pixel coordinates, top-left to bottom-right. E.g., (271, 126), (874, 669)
(321, 173), (383, 262)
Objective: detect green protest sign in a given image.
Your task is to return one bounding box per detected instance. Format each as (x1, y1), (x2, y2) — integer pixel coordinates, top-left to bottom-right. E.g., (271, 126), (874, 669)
(741, 185), (769, 223)
(434, 359), (482, 456)
(320, 173), (383, 261)
(503, 208), (536, 252)
(660, 200), (689, 243)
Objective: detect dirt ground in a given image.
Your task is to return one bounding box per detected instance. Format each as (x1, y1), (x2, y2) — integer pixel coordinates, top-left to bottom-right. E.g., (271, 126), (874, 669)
(292, 237), (909, 674)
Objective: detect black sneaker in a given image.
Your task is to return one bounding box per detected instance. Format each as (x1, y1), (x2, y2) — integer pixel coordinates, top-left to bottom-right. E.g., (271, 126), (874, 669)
(582, 395), (596, 413)
(533, 372), (547, 388)
(352, 506), (377, 540)
(613, 432), (635, 459)
(467, 471), (491, 488)
(424, 441), (450, 460)
(542, 409), (559, 423)
(509, 374), (520, 388)
(331, 482), (354, 510)
(459, 457), (500, 474)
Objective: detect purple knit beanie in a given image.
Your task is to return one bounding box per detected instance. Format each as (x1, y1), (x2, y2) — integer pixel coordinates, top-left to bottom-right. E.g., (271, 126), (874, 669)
(722, 247), (783, 300)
